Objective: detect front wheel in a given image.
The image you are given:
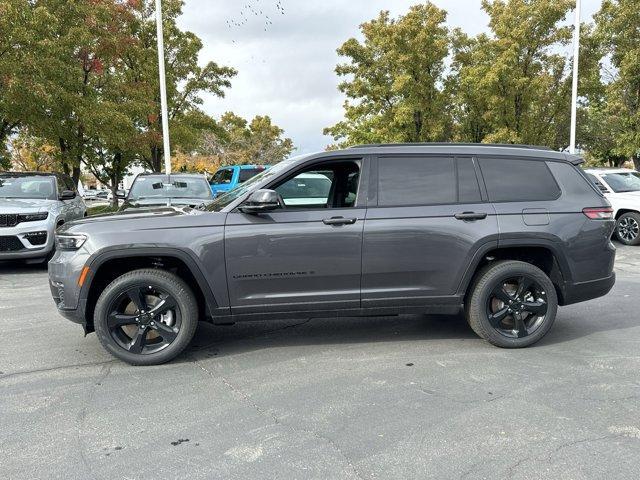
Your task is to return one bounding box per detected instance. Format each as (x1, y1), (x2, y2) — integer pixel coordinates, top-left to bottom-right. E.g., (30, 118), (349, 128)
(465, 261), (558, 348)
(94, 269), (199, 365)
(615, 212), (640, 246)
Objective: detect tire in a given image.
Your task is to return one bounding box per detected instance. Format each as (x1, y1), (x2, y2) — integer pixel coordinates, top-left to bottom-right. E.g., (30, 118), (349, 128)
(615, 212), (640, 246)
(94, 269), (199, 365)
(465, 260), (558, 348)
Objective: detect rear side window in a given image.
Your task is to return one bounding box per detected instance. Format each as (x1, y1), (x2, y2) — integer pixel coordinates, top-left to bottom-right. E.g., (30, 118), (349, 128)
(238, 168), (264, 183)
(378, 157), (456, 206)
(478, 158), (561, 202)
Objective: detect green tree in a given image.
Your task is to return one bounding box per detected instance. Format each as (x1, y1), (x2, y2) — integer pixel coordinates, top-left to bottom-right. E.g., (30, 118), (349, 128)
(202, 112), (294, 165)
(451, 0), (574, 149)
(591, 0), (640, 170)
(324, 2), (452, 147)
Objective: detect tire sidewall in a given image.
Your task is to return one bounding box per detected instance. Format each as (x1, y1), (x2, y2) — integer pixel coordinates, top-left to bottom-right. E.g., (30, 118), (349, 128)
(467, 261), (558, 348)
(615, 212), (640, 246)
(94, 269), (198, 365)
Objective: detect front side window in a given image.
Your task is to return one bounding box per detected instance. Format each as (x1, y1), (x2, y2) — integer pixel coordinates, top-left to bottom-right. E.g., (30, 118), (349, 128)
(378, 157), (456, 206)
(0, 175), (56, 200)
(239, 167), (266, 183)
(211, 168), (234, 185)
(274, 161), (360, 209)
(601, 172), (640, 193)
(479, 158), (561, 202)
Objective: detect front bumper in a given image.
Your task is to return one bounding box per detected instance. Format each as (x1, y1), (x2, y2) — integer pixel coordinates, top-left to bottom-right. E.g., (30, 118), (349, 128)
(48, 248), (91, 326)
(0, 220), (54, 260)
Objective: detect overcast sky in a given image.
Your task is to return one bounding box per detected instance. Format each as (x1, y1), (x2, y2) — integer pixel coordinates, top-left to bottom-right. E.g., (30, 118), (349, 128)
(178, 0), (603, 154)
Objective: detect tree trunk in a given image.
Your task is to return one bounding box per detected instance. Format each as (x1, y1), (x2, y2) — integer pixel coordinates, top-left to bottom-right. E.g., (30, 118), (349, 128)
(633, 155), (640, 172)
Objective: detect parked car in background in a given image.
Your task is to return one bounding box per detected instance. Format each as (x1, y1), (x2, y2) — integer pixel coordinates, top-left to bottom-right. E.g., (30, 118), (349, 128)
(120, 173), (214, 211)
(209, 165), (269, 197)
(49, 144), (616, 365)
(584, 168), (640, 245)
(0, 172), (86, 263)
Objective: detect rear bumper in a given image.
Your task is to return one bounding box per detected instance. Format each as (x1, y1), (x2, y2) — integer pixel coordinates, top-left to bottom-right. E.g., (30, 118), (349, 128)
(560, 272), (616, 306)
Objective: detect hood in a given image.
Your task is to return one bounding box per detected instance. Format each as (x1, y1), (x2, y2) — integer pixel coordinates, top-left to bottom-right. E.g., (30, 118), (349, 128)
(609, 190), (640, 203)
(69, 206), (190, 226)
(0, 197), (57, 213)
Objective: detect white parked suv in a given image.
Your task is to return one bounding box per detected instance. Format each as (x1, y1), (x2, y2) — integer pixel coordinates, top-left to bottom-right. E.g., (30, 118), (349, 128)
(584, 168), (640, 245)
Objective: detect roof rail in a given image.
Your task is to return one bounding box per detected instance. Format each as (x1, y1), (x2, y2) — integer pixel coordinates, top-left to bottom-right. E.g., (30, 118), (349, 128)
(348, 142), (552, 151)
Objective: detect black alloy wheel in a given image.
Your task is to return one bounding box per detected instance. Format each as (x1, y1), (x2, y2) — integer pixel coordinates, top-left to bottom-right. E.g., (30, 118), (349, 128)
(486, 275), (548, 339)
(94, 269), (198, 365)
(107, 284), (181, 355)
(616, 213), (640, 245)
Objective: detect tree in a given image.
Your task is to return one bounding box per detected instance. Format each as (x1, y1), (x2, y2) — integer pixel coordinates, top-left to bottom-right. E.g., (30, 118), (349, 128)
(451, 0), (574, 150)
(126, 0), (236, 172)
(9, 130), (60, 172)
(592, 0), (640, 170)
(324, 2), (452, 147)
(201, 112), (294, 165)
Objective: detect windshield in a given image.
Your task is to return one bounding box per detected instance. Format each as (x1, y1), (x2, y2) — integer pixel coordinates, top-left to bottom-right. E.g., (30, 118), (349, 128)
(128, 175), (212, 200)
(0, 175), (56, 200)
(206, 155), (304, 211)
(601, 172), (640, 193)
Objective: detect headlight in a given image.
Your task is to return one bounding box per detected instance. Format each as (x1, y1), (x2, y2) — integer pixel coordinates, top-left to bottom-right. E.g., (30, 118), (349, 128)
(19, 212), (49, 222)
(55, 233), (87, 250)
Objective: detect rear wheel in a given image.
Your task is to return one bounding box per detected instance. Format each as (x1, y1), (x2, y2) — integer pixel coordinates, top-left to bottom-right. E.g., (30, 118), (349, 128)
(465, 261), (557, 348)
(94, 269), (198, 365)
(615, 212), (640, 246)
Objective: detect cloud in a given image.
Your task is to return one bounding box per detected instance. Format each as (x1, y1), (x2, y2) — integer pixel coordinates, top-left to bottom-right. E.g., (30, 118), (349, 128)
(178, 0), (603, 154)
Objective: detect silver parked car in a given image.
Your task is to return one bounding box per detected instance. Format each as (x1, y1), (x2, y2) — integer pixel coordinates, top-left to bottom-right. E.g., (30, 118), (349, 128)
(0, 172), (86, 263)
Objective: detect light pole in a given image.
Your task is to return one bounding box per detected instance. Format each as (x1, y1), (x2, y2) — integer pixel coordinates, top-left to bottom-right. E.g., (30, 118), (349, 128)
(569, 0), (581, 155)
(155, 0), (172, 174)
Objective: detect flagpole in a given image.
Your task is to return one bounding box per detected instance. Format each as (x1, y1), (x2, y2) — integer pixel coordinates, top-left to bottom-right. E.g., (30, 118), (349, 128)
(569, 0), (581, 154)
(155, 0), (172, 174)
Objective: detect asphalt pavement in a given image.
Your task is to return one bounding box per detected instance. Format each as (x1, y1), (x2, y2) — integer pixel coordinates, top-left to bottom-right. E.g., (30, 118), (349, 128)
(1, 245), (639, 479)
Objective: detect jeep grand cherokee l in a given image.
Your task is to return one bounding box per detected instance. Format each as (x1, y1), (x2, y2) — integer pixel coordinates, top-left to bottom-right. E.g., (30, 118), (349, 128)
(48, 144), (616, 365)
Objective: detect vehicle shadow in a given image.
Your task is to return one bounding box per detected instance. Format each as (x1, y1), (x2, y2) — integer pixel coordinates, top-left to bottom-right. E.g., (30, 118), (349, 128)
(185, 313), (478, 361)
(0, 260), (48, 274)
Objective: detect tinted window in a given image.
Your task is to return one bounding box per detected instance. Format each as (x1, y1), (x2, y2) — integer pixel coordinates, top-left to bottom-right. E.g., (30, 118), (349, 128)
(239, 167), (266, 183)
(378, 157), (456, 206)
(479, 158), (561, 202)
(457, 158), (482, 203)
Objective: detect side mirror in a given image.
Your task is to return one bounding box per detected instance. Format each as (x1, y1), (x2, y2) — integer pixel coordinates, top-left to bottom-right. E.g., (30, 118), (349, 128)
(116, 190), (126, 199)
(239, 189), (283, 214)
(60, 190), (76, 200)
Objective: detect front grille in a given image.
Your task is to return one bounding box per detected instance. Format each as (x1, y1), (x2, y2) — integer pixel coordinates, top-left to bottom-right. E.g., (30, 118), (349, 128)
(0, 235), (25, 252)
(0, 214), (19, 227)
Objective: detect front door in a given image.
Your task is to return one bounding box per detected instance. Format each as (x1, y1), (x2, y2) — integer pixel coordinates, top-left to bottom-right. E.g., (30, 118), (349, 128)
(224, 158), (367, 314)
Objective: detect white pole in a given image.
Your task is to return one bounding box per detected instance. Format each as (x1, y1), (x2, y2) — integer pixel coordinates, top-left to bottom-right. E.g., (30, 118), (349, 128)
(155, 0), (172, 174)
(569, 0), (581, 154)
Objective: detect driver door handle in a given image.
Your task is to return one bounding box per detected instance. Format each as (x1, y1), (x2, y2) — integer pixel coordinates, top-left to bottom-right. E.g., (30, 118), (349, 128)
(322, 216), (357, 226)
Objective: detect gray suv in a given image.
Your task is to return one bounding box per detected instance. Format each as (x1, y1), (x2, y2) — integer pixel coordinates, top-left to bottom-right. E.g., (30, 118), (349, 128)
(1, 172), (86, 263)
(48, 144), (616, 365)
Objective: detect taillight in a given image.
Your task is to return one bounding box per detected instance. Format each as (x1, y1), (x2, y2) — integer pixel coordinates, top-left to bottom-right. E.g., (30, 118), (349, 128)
(582, 207), (613, 220)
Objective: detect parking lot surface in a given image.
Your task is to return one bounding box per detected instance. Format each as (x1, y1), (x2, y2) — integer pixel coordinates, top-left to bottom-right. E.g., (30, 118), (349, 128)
(1, 245), (639, 479)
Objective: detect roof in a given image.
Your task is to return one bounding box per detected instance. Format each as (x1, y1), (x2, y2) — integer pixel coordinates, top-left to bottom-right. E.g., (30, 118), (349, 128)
(136, 172), (207, 177)
(318, 143), (582, 165)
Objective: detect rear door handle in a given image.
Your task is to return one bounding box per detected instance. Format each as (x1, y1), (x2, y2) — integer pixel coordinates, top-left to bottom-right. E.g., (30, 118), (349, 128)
(322, 216), (357, 226)
(454, 212), (488, 221)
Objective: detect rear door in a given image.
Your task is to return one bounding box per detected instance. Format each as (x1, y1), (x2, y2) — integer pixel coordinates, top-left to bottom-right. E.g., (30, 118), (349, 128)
(361, 155), (498, 308)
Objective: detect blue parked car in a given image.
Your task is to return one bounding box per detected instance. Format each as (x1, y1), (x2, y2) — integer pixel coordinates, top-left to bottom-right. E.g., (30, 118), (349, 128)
(209, 165), (269, 197)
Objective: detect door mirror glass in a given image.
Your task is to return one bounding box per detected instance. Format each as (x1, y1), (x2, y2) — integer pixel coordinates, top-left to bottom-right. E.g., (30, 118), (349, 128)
(116, 190), (127, 199)
(239, 189), (283, 214)
(60, 190), (76, 200)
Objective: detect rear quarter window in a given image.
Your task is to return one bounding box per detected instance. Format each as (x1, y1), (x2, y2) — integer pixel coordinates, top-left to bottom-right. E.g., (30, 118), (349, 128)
(478, 157), (561, 202)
